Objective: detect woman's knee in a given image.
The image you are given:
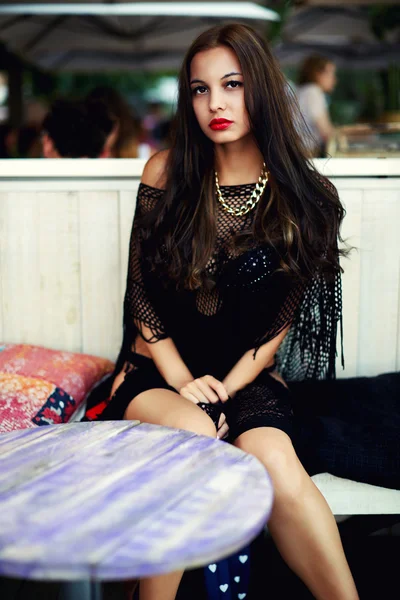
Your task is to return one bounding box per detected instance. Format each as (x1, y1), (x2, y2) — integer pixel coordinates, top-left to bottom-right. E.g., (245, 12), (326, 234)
(172, 409), (217, 438)
(124, 388), (217, 438)
(235, 427), (305, 499)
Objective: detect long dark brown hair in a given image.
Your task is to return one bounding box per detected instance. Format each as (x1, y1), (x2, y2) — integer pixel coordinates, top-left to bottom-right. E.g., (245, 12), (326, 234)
(140, 23), (346, 289)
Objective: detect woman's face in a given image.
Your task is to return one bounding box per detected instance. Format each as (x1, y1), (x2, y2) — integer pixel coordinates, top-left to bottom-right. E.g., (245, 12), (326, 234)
(316, 62), (337, 94)
(190, 45), (250, 144)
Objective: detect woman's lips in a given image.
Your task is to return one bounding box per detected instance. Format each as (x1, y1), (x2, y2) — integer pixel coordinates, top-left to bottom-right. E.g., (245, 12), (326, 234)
(209, 119), (233, 131)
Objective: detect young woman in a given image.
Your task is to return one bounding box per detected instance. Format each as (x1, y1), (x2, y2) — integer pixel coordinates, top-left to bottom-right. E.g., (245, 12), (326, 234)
(297, 55), (337, 157)
(91, 24), (358, 600)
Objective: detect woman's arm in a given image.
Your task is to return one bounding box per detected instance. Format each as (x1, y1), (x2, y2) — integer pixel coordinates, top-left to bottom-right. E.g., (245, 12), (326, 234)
(222, 326), (289, 398)
(132, 152), (227, 401)
(308, 86), (335, 143)
(140, 324), (194, 392)
(129, 151), (195, 391)
(314, 112), (335, 144)
(110, 333), (193, 397)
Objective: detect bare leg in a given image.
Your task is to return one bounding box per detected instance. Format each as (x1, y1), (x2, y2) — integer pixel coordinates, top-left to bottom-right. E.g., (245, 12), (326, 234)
(139, 571), (184, 600)
(124, 389), (217, 600)
(236, 428), (359, 600)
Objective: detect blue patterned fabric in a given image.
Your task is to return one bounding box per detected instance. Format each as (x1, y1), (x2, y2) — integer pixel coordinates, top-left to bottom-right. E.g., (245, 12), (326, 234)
(204, 546), (251, 600)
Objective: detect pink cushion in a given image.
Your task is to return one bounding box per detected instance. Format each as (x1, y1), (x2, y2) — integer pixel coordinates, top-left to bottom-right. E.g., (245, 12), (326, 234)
(0, 373), (76, 432)
(0, 343), (114, 433)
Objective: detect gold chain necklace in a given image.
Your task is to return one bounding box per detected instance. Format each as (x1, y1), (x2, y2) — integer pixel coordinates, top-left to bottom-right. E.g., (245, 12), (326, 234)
(215, 162), (269, 217)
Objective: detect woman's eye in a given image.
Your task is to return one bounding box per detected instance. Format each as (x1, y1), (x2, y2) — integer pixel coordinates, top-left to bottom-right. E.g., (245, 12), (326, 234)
(192, 86), (208, 95)
(226, 80), (243, 89)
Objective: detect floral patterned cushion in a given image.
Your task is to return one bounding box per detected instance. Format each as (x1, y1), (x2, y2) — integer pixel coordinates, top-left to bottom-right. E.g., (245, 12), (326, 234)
(0, 343), (114, 433)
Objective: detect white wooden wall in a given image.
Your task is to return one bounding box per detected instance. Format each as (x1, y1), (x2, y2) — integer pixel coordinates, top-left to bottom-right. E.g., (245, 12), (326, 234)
(0, 160), (399, 379)
(0, 181), (139, 362)
(337, 179), (400, 377)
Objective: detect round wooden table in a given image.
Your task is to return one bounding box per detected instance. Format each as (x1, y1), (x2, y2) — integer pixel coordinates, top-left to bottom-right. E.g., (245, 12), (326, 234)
(0, 421), (273, 597)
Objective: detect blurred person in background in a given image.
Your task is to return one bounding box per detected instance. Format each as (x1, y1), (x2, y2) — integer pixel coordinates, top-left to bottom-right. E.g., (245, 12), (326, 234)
(297, 55), (337, 157)
(152, 117), (172, 151)
(41, 98), (115, 158)
(25, 99), (49, 129)
(142, 100), (169, 154)
(17, 125), (42, 158)
(86, 86), (140, 158)
(0, 122), (17, 158)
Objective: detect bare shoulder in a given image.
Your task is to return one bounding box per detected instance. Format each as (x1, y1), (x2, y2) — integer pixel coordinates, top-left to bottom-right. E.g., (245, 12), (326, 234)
(141, 149), (170, 189)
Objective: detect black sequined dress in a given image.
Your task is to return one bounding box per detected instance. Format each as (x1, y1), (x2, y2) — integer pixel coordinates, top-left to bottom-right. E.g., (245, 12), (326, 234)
(89, 181), (343, 440)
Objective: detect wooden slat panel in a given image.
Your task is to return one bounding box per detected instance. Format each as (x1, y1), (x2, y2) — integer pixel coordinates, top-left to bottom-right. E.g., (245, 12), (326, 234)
(397, 261), (400, 371)
(1, 178), (400, 377)
(0, 275), (3, 344)
(0, 192), (82, 351)
(37, 192), (81, 352)
(0, 196), (4, 342)
(119, 188), (139, 307)
(336, 189), (363, 378)
(1, 193), (42, 346)
(79, 191), (121, 361)
(357, 188), (400, 376)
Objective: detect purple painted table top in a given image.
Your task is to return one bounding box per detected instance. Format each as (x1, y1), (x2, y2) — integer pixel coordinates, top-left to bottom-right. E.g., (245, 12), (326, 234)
(0, 421), (273, 581)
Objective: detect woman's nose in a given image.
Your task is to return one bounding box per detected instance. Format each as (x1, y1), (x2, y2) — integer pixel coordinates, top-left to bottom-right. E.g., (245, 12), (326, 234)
(209, 89), (226, 112)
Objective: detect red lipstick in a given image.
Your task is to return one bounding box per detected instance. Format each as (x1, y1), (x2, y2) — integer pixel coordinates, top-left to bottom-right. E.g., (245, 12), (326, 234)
(209, 118), (233, 131)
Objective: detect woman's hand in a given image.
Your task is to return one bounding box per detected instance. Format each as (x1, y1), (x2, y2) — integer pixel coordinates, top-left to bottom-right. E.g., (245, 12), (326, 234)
(179, 376), (230, 439)
(179, 375), (229, 405)
(216, 412), (229, 440)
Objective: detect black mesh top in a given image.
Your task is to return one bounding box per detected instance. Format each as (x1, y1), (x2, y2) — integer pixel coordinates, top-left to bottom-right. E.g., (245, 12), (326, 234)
(119, 181), (343, 382)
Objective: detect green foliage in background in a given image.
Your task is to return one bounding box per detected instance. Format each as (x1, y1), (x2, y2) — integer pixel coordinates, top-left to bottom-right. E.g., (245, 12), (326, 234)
(386, 64), (400, 111)
(28, 64), (390, 127)
(368, 4), (400, 41)
(25, 69), (176, 116)
(280, 3), (399, 119)
(329, 70), (385, 125)
(54, 71), (169, 99)
(368, 5), (400, 112)
(283, 65), (386, 126)
(265, 0), (292, 44)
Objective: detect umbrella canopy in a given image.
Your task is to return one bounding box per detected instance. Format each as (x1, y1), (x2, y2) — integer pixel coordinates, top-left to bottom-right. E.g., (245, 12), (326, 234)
(275, 1), (400, 69)
(0, 2), (398, 71)
(0, 1), (279, 71)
